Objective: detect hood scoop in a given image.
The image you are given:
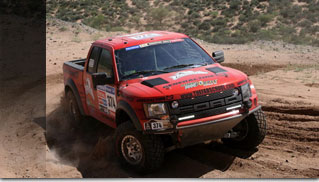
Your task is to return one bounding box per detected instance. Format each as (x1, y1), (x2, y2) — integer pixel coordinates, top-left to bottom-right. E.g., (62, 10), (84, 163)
(206, 67), (227, 74)
(141, 77), (169, 88)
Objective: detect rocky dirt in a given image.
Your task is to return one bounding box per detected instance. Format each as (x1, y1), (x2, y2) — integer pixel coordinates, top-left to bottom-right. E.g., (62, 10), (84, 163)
(1, 18), (319, 178)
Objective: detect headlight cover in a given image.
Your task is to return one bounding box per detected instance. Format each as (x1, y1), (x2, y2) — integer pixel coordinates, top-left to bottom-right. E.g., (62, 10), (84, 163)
(144, 103), (167, 118)
(241, 83), (252, 101)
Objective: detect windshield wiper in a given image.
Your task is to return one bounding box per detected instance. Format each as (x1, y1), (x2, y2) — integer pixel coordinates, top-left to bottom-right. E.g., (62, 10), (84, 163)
(121, 70), (169, 80)
(164, 62), (207, 70)
(164, 64), (195, 70)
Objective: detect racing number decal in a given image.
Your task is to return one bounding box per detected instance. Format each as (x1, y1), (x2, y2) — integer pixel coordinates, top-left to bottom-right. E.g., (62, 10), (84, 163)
(151, 122), (163, 130)
(96, 85), (117, 113)
(107, 95), (116, 112)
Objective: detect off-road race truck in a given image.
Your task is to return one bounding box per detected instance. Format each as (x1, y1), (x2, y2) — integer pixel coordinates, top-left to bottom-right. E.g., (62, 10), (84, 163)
(63, 31), (267, 172)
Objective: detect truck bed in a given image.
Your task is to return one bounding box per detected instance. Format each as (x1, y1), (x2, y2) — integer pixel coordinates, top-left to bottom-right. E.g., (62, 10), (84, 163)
(63, 59), (86, 71)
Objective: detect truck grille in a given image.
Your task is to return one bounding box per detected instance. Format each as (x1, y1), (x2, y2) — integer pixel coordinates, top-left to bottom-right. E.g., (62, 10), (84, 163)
(169, 88), (242, 121)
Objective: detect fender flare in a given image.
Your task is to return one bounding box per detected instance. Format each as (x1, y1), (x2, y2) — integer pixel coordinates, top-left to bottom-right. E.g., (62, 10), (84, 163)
(116, 100), (142, 131)
(65, 78), (85, 115)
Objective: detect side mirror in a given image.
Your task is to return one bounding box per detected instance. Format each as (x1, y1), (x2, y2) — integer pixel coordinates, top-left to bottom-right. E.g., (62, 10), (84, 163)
(212, 50), (224, 63)
(92, 72), (113, 88)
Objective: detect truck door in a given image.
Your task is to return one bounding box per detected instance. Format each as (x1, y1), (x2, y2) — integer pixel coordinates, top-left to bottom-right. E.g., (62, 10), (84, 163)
(83, 46), (117, 127)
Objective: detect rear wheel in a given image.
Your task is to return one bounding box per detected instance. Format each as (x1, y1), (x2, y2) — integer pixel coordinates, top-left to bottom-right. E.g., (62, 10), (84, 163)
(114, 122), (164, 173)
(66, 91), (83, 126)
(222, 109), (267, 149)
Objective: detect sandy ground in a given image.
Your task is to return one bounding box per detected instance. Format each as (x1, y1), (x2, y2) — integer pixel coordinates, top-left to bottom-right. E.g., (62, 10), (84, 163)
(1, 17), (319, 178)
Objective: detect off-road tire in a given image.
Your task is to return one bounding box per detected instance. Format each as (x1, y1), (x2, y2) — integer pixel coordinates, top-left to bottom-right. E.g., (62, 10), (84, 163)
(222, 109), (267, 149)
(114, 122), (164, 173)
(66, 91), (83, 126)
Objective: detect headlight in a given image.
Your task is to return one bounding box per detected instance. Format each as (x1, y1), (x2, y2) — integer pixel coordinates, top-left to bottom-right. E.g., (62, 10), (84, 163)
(232, 88), (239, 96)
(241, 83), (252, 101)
(144, 103), (167, 118)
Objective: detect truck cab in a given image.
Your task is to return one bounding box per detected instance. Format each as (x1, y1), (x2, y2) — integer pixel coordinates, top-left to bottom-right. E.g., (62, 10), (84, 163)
(63, 31), (266, 172)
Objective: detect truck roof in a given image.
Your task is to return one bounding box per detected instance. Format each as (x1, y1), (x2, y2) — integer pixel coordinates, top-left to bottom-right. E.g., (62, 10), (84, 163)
(94, 31), (189, 50)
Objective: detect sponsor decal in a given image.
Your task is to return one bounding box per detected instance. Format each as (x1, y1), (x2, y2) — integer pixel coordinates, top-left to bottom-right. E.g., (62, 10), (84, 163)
(99, 105), (109, 114)
(125, 39), (184, 52)
(181, 79), (218, 89)
(129, 33), (161, 40)
(84, 78), (94, 100)
(118, 32), (146, 37)
(181, 84), (235, 99)
(97, 89), (106, 98)
(125, 45), (140, 51)
(98, 98), (108, 107)
(170, 39), (184, 43)
(163, 75), (215, 89)
(140, 40), (171, 48)
(88, 59), (95, 68)
(170, 71), (208, 80)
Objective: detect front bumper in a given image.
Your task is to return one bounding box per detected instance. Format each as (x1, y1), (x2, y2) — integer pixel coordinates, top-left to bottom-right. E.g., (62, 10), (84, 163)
(178, 105), (261, 147)
(144, 105), (262, 147)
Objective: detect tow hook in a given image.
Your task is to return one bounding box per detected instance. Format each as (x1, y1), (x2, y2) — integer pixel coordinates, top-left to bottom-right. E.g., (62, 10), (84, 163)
(223, 131), (239, 138)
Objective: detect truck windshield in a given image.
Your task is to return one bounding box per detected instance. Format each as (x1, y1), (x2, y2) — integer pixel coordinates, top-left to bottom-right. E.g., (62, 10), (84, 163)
(115, 38), (214, 80)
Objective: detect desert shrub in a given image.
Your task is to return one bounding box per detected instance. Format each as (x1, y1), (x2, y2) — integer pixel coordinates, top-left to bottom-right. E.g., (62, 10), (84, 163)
(211, 17), (227, 26)
(211, 31), (251, 44)
(132, 0), (149, 9)
(312, 39), (319, 47)
(147, 6), (170, 29)
(212, 26), (222, 32)
(280, 5), (302, 19)
(210, 11), (218, 18)
(59, 26), (68, 32)
(107, 26), (125, 32)
(239, 14), (248, 22)
(248, 20), (261, 33)
(257, 14), (273, 26)
(277, 24), (296, 35)
(83, 14), (106, 29)
(189, 12), (200, 19)
(297, 19), (312, 28)
(193, 21), (200, 27)
(181, 22), (189, 29)
(199, 20), (211, 30)
(229, 0), (241, 10)
(308, 25), (319, 34)
(256, 29), (278, 40)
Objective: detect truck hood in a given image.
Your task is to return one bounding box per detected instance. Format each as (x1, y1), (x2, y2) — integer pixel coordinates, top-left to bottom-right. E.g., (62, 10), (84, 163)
(119, 64), (248, 101)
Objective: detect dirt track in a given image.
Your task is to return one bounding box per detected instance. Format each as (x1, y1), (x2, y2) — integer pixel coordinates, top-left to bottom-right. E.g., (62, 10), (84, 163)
(1, 18), (319, 178)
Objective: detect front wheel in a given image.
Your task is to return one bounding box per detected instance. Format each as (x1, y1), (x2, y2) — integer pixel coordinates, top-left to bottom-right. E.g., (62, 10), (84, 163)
(114, 122), (164, 173)
(222, 109), (267, 149)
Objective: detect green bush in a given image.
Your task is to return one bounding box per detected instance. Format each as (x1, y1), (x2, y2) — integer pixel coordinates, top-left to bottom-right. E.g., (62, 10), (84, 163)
(248, 20), (261, 33)
(229, 0), (241, 10)
(211, 17), (227, 26)
(189, 12), (200, 19)
(147, 6), (170, 29)
(210, 11), (218, 18)
(83, 14), (106, 29)
(257, 14), (273, 26)
(257, 29), (278, 40)
(199, 20), (211, 30)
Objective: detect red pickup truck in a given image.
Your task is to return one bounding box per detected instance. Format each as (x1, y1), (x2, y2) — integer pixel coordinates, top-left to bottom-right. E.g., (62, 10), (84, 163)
(63, 31), (266, 172)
